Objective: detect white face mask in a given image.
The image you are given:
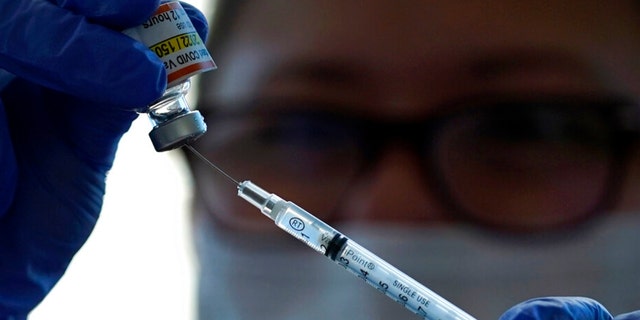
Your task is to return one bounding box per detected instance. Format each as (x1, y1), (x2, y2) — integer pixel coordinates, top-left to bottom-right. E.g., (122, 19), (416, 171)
(194, 213), (640, 320)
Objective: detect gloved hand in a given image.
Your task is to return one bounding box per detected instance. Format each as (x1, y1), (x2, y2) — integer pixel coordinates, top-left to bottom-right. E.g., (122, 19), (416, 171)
(499, 297), (640, 320)
(0, 0), (208, 318)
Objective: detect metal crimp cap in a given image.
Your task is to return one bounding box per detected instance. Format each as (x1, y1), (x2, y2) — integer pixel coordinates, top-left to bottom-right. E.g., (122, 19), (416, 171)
(149, 110), (207, 151)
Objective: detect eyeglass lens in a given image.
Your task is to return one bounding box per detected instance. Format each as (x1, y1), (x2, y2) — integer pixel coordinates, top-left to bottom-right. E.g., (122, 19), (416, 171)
(195, 98), (633, 231)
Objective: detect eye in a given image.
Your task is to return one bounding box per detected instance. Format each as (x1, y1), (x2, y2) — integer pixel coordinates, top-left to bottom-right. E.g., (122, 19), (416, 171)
(475, 106), (611, 146)
(431, 99), (628, 230)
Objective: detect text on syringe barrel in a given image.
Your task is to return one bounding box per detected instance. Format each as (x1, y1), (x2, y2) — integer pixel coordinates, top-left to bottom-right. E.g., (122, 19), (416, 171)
(334, 240), (475, 320)
(270, 201), (476, 320)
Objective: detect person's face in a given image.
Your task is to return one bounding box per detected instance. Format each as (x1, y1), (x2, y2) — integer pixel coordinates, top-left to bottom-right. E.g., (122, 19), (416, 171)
(191, 0), (640, 233)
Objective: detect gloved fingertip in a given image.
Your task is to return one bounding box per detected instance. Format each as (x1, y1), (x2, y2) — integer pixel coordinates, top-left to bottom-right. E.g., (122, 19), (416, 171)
(100, 40), (167, 108)
(138, 46), (168, 103)
(614, 310), (640, 320)
(499, 297), (613, 320)
(181, 2), (209, 41)
(54, 0), (160, 29)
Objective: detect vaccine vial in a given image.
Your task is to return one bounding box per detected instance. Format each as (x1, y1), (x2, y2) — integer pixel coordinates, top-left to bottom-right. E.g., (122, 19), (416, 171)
(123, 0), (216, 151)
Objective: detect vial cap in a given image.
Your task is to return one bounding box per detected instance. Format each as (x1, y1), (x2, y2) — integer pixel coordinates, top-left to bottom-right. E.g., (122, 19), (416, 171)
(149, 111), (207, 151)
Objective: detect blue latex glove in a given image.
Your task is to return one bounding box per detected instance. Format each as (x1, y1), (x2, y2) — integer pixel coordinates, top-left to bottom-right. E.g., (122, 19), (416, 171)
(500, 297), (640, 320)
(0, 0), (208, 318)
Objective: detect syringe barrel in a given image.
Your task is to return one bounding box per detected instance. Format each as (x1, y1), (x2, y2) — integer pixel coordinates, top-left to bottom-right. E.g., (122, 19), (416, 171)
(237, 181), (476, 320)
(269, 202), (475, 320)
(271, 200), (340, 254)
(333, 239), (476, 320)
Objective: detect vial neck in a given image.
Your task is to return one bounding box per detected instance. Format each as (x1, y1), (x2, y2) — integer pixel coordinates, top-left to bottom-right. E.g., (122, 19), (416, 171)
(148, 80), (191, 127)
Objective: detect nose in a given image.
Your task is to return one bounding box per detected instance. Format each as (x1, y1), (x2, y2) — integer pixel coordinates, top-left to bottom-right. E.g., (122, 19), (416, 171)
(334, 145), (452, 224)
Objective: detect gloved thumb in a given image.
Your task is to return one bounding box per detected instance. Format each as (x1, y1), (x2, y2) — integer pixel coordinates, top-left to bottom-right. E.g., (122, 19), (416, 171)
(181, 2), (209, 41)
(614, 311), (640, 320)
(499, 297), (613, 320)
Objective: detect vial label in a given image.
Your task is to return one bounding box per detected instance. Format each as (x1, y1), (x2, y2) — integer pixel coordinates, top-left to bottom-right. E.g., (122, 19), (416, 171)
(124, 1), (216, 87)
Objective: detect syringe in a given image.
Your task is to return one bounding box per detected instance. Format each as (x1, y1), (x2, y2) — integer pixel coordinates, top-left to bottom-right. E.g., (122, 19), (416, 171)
(185, 145), (476, 320)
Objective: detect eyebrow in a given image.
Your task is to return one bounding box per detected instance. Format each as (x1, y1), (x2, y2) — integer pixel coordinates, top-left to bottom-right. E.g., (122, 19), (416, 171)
(263, 59), (368, 89)
(256, 47), (600, 106)
(467, 48), (595, 81)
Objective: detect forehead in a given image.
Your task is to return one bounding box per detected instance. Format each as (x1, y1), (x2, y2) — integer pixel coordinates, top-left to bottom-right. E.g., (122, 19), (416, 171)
(203, 0), (640, 111)
(231, 1), (634, 53)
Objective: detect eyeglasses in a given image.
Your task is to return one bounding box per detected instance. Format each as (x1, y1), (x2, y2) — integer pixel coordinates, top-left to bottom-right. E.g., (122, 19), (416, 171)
(192, 95), (639, 232)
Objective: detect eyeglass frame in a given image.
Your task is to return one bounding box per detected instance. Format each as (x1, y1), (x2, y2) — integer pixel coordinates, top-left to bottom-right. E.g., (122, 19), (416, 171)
(190, 94), (640, 233)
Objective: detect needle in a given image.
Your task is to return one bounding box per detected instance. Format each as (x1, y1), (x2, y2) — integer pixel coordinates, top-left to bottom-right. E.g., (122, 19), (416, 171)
(183, 144), (239, 186)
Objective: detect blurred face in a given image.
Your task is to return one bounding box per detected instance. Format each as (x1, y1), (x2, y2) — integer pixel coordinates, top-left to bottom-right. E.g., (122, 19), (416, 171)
(191, 0), (640, 232)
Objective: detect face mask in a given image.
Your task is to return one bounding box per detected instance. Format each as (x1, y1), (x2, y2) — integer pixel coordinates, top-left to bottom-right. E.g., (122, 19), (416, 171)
(194, 213), (640, 320)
